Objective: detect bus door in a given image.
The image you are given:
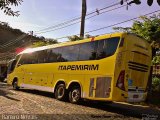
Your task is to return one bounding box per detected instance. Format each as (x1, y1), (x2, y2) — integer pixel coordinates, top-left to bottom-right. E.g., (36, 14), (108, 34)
(22, 65), (34, 85)
(21, 52), (38, 85)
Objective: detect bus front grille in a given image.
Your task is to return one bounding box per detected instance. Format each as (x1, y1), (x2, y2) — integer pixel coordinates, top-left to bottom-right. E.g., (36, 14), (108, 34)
(128, 61), (148, 72)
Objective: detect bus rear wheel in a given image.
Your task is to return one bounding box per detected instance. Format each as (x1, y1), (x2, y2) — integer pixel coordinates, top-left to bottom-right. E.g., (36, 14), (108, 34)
(55, 84), (66, 101)
(69, 86), (81, 104)
(12, 80), (20, 90)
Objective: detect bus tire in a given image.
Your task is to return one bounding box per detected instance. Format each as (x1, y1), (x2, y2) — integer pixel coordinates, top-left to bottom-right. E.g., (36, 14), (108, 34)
(69, 86), (81, 104)
(55, 84), (66, 101)
(12, 80), (20, 90)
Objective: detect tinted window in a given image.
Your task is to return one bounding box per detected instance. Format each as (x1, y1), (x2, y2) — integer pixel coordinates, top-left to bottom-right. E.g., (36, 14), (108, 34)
(18, 54), (27, 64)
(18, 37), (120, 64)
(10, 60), (17, 72)
(61, 45), (79, 61)
(7, 60), (16, 74)
(97, 37), (120, 59)
(48, 47), (62, 62)
(37, 50), (48, 63)
(79, 42), (97, 61)
(19, 52), (38, 64)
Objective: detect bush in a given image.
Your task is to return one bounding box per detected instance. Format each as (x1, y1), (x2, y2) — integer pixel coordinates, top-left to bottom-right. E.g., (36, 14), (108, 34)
(152, 76), (160, 92)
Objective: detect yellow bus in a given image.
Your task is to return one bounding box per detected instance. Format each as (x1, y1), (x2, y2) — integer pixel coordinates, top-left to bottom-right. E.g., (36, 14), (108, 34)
(7, 32), (152, 103)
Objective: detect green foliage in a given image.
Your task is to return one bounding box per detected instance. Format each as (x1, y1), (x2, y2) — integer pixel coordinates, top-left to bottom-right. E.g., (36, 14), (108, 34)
(152, 56), (160, 65)
(85, 34), (93, 38)
(113, 14), (160, 49)
(32, 39), (58, 47)
(0, 0), (23, 16)
(45, 38), (58, 44)
(68, 34), (93, 41)
(32, 42), (47, 47)
(68, 35), (83, 41)
(152, 76), (160, 92)
(113, 27), (131, 32)
(120, 0), (160, 6)
(131, 15), (160, 45)
(0, 21), (23, 33)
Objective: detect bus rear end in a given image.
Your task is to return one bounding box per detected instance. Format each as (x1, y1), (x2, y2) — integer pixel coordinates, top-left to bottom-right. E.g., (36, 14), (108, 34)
(113, 33), (152, 103)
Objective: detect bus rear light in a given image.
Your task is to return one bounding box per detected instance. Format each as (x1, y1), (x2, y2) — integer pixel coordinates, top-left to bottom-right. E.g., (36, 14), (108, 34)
(116, 70), (125, 91)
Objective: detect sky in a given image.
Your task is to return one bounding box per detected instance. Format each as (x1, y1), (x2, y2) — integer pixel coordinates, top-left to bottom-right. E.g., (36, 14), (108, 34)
(0, 0), (160, 42)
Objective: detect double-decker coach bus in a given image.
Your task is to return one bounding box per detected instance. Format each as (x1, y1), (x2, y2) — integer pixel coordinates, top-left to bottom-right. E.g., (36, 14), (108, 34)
(7, 32), (152, 103)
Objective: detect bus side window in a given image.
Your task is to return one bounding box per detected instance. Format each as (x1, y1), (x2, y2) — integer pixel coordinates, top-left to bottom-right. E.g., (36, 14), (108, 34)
(97, 37), (120, 59)
(26, 52), (38, 64)
(18, 54), (27, 65)
(19, 52), (38, 65)
(48, 48), (62, 63)
(37, 50), (48, 63)
(78, 41), (97, 61)
(61, 45), (79, 62)
(97, 40), (106, 59)
(57, 54), (65, 62)
(104, 37), (120, 57)
(8, 59), (17, 74)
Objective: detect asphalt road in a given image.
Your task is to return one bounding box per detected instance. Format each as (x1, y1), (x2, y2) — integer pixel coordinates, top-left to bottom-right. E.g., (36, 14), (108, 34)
(0, 82), (160, 120)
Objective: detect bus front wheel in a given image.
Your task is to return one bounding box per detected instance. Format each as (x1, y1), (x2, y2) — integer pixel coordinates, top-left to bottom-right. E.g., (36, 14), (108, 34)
(55, 84), (66, 101)
(12, 80), (20, 90)
(69, 86), (81, 104)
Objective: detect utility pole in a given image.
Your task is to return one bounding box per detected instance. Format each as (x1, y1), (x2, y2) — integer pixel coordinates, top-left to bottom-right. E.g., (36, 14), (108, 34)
(80, 0), (87, 38)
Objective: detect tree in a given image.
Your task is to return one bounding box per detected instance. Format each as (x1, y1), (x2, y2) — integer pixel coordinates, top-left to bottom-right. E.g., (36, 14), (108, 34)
(68, 34), (93, 41)
(152, 56), (160, 65)
(131, 15), (160, 54)
(120, 0), (160, 6)
(113, 27), (131, 32)
(45, 38), (58, 44)
(152, 56), (160, 74)
(0, 0), (23, 16)
(68, 35), (83, 41)
(85, 34), (93, 38)
(32, 39), (58, 47)
(114, 14), (160, 54)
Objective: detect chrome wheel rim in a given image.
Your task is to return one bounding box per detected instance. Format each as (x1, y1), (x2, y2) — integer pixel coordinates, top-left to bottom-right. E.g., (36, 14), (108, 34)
(57, 86), (64, 98)
(71, 89), (80, 102)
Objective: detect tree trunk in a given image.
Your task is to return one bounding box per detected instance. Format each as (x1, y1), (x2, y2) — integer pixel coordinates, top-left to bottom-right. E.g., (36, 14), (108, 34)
(146, 47), (156, 101)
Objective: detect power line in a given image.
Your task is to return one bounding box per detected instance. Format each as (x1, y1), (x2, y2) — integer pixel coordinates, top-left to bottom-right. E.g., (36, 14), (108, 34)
(0, 38), (32, 60)
(34, 1), (124, 34)
(35, 4), (127, 34)
(0, 34), (27, 49)
(0, 34), (26, 47)
(1, 9), (159, 59)
(55, 10), (160, 40)
(85, 10), (160, 34)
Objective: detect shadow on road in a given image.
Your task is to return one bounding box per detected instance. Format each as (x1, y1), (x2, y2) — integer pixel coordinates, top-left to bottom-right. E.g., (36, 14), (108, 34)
(0, 83), (20, 102)
(80, 101), (160, 119)
(16, 88), (160, 119)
